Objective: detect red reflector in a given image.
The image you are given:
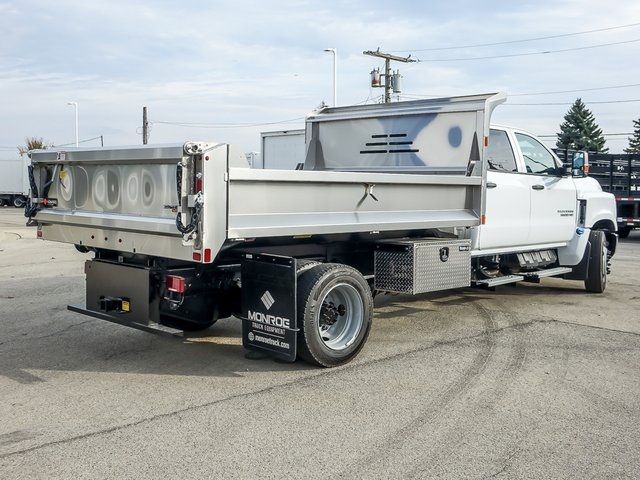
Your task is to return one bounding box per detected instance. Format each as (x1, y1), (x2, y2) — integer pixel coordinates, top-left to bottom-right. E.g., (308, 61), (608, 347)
(37, 230), (43, 238)
(192, 251), (202, 262)
(195, 177), (203, 193)
(204, 248), (212, 263)
(166, 275), (186, 293)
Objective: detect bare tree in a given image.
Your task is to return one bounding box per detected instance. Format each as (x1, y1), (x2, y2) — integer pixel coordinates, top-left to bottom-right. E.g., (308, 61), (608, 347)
(18, 137), (51, 156)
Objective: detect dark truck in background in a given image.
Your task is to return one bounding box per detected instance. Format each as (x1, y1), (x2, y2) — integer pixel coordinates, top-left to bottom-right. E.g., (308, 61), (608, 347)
(555, 149), (640, 238)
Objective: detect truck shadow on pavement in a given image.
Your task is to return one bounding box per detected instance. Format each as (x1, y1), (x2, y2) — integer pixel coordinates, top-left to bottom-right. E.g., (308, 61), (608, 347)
(0, 277), (607, 384)
(0, 316), (317, 384)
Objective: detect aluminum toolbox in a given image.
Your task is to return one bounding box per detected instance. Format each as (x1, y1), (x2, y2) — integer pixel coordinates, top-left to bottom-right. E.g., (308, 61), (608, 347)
(374, 239), (471, 294)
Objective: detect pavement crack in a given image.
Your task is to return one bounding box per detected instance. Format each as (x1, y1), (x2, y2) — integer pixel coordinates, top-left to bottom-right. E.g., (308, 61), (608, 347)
(486, 446), (521, 479)
(28, 320), (94, 340)
(552, 319), (640, 337)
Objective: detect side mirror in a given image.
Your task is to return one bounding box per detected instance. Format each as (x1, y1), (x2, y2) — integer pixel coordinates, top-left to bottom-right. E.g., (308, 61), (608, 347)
(572, 151), (589, 177)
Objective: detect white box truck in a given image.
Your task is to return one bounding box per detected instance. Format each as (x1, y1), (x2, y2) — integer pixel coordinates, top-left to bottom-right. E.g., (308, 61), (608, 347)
(0, 157), (29, 207)
(260, 129), (305, 169)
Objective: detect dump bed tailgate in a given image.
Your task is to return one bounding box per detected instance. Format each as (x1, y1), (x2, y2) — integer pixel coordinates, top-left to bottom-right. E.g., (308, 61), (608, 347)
(29, 142), (228, 262)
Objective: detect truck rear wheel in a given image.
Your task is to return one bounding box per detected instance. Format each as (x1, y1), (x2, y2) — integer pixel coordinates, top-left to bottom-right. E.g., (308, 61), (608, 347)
(0, 198), (5, 207)
(12, 196), (26, 208)
(585, 230), (607, 293)
(296, 263), (373, 367)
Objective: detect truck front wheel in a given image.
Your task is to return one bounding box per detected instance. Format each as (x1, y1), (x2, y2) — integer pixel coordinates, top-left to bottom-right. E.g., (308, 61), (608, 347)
(585, 230), (608, 293)
(296, 263), (373, 367)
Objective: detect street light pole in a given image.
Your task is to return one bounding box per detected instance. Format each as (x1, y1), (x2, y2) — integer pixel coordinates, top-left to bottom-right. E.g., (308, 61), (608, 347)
(324, 48), (337, 107)
(67, 102), (78, 147)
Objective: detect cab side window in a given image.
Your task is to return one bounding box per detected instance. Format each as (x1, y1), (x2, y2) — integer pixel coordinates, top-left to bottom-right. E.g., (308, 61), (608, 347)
(487, 129), (517, 172)
(515, 133), (558, 175)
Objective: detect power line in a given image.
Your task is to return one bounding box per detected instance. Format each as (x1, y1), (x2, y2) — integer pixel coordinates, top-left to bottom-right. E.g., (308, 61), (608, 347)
(53, 136), (103, 147)
(154, 94), (386, 131)
(416, 38), (640, 62)
(400, 94), (640, 106)
(400, 82), (640, 101)
(505, 99), (640, 106)
(1, 135), (102, 150)
(538, 133), (634, 138)
(152, 97), (389, 131)
(391, 22), (640, 52)
(152, 117), (306, 129)
(511, 82), (640, 96)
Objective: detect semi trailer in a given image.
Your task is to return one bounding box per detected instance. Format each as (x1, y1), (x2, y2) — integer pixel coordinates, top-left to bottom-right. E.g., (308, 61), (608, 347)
(26, 93), (618, 367)
(0, 157), (29, 207)
(555, 149), (639, 238)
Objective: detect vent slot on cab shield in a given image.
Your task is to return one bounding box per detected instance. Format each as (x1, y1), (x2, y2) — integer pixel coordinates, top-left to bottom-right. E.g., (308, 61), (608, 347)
(361, 133), (418, 155)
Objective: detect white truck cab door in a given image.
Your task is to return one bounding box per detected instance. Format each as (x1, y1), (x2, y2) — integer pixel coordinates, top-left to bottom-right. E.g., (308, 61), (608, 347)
(477, 129), (531, 250)
(513, 132), (576, 245)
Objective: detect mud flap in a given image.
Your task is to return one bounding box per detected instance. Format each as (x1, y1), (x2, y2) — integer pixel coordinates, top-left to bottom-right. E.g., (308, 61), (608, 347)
(241, 254), (297, 362)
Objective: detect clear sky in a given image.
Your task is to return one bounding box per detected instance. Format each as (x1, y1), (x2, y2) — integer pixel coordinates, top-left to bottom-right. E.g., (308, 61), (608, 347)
(1, 0), (639, 155)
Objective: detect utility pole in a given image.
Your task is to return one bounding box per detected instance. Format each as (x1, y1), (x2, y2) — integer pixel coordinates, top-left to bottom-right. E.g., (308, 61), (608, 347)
(100, 135), (104, 147)
(142, 106), (149, 145)
(363, 49), (416, 103)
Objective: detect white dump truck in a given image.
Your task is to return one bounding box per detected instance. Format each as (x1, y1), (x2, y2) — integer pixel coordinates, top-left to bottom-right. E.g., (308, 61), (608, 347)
(27, 94), (617, 367)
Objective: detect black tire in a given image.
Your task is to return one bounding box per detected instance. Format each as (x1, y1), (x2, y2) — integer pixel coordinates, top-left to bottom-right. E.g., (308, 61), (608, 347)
(12, 196), (26, 208)
(618, 227), (631, 239)
(296, 263), (373, 367)
(585, 230), (607, 293)
(0, 198), (5, 207)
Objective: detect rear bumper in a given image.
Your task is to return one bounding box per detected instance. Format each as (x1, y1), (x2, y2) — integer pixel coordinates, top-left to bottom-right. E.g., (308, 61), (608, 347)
(68, 304), (183, 337)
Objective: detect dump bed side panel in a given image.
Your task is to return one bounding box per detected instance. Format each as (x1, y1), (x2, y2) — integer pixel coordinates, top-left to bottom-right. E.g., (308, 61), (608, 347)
(227, 169), (480, 238)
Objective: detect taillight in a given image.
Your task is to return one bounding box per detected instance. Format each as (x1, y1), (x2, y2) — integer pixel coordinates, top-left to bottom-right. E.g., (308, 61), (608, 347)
(166, 275), (186, 293)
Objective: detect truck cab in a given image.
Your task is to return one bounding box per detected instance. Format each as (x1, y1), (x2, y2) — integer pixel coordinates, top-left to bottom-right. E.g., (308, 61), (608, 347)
(472, 125), (617, 287)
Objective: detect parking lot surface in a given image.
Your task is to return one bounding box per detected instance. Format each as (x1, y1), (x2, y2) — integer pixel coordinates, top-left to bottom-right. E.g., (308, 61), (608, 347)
(1, 208), (639, 479)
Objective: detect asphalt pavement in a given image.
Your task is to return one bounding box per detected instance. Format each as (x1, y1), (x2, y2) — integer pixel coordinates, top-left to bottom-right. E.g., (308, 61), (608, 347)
(0, 208), (639, 479)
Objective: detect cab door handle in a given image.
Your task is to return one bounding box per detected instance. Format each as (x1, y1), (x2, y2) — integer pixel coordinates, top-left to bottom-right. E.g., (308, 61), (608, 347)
(532, 184), (545, 190)
(486, 182), (497, 189)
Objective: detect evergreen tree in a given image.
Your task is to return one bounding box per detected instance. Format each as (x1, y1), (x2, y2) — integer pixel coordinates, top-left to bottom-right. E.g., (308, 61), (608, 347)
(556, 98), (608, 152)
(624, 118), (640, 153)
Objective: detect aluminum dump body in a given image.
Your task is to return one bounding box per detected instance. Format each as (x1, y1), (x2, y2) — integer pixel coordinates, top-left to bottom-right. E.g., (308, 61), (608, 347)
(29, 94), (505, 263)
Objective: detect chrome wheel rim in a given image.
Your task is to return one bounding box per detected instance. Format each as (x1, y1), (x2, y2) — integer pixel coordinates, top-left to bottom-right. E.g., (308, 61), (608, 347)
(316, 283), (363, 351)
